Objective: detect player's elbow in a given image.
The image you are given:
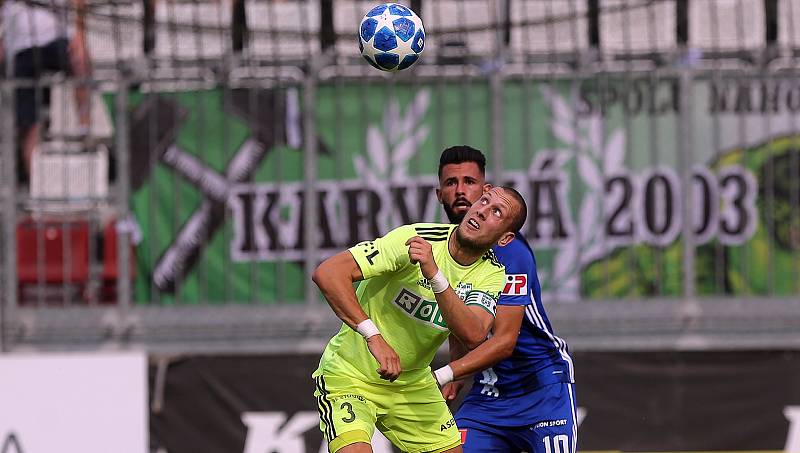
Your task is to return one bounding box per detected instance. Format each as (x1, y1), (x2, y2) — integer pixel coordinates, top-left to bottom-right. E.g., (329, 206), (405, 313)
(492, 336), (517, 361)
(313, 252), (358, 289)
(462, 337), (484, 351)
(462, 317), (494, 350)
(496, 340), (516, 360)
(311, 260), (331, 288)
(462, 330), (490, 351)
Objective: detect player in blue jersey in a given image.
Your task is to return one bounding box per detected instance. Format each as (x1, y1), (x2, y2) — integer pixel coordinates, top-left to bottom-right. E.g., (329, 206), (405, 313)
(432, 146), (577, 453)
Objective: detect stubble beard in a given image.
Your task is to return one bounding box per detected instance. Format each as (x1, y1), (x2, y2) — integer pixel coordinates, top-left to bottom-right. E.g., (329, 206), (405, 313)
(454, 222), (490, 255)
(443, 203), (466, 225)
(445, 202), (491, 254)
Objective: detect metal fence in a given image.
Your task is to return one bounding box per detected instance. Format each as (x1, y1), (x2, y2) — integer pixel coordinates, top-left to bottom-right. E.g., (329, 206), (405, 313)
(1, 0), (799, 354)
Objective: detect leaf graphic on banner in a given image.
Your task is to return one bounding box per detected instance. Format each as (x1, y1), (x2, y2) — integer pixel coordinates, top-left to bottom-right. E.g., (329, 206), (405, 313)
(604, 129), (626, 174)
(553, 239), (578, 284)
(552, 122), (578, 148)
(384, 98), (402, 144)
(579, 195), (599, 242)
(540, 85), (630, 301)
(354, 155), (382, 188)
(392, 125), (429, 181)
(530, 151), (572, 174)
(587, 115), (604, 158)
(541, 85), (574, 126)
(367, 126), (389, 176)
(400, 90), (431, 138)
(357, 90), (432, 188)
(577, 154), (602, 192)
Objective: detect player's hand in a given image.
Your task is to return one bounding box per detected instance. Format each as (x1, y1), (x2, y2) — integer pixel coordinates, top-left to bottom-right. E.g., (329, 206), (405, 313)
(440, 380), (465, 401)
(366, 335), (402, 381)
(405, 236), (438, 279)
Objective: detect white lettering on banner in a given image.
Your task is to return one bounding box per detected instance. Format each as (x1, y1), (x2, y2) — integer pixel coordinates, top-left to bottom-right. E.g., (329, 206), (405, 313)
(785, 406), (800, 453)
(227, 87), (760, 304)
(1, 433), (24, 453)
(242, 412), (393, 453)
(242, 412), (318, 453)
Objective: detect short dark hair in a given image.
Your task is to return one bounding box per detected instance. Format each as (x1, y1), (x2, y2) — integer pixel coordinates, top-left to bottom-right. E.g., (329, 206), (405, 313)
(438, 145), (486, 179)
(500, 186), (528, 234)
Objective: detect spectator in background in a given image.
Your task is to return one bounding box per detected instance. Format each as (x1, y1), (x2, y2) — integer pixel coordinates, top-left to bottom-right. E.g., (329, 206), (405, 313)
(1, 0), (92, 183)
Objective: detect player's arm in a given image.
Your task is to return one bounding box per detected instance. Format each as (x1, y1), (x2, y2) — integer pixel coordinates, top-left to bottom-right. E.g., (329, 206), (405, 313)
(434, 285), (494, 350)
(436, 305), (524, 392)
(436, 245), (532, 389)
(312, 250), (402, 381)
(440, 334), (469, 400)
(312, 251), (366, 329)
(451, 305), (524, 377)
(406, 236), (495, 349)
(69, 0), (92, 128)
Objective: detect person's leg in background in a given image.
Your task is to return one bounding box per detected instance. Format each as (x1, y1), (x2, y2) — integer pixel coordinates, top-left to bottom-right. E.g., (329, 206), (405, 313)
(13, 45), (42, 183)
(68, 0), (92, 133)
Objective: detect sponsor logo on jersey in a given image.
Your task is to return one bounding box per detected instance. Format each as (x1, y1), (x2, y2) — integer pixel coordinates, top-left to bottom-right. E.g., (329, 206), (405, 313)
(330, 394), (366, 403)
(454, 282), (472, 300)
(440, 417), (456, 431)
(392, 289), (447, 330)
(502, 274), (528, 296)
(416, 278), (432, 291)
(533, 419), (568, 429)
(355, 241), (380, 265)
(459, 429), (468, 445)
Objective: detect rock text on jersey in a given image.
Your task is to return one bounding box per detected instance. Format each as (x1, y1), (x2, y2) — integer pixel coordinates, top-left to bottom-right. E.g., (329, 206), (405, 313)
(393, 289), (448, 330)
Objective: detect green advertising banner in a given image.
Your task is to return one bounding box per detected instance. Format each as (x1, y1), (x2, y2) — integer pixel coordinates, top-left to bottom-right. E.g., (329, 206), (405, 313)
(125, 76), (800, 304)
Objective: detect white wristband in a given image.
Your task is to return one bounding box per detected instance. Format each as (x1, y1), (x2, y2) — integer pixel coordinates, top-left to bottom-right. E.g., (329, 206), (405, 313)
(356, 319), (380, 339)
(428, 269), (450, 294)
(434, 365), (454, 386)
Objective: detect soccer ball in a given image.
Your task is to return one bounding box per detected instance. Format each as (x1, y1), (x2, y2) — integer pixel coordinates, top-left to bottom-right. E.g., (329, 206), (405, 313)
(358, 3), (425, 72)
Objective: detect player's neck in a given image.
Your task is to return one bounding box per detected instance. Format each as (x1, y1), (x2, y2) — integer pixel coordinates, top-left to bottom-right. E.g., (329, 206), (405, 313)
(447, 231), (484, 266)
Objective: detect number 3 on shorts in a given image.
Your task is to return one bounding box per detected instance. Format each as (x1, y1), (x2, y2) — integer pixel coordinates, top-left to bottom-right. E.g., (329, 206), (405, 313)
(340, 402), (356, 423)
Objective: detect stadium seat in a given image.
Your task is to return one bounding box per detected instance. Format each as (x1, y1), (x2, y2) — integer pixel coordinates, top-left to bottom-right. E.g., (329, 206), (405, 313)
(16, 217), (90, 305)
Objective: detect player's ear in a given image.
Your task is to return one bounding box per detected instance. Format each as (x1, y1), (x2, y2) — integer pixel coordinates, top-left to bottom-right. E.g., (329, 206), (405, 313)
(495, 231), (515, 247)
(482, 183), (492, 193)
(435, 187), (443, 202)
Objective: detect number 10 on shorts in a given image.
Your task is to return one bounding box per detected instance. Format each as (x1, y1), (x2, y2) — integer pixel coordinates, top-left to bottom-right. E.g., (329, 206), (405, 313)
(543, 434), (570, 453)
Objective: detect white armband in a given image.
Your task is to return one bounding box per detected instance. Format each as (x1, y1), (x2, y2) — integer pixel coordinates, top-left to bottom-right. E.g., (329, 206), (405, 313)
(356, 319), (380, 339)
(428, 269), (450, 294)
(433, 365), (454, 386)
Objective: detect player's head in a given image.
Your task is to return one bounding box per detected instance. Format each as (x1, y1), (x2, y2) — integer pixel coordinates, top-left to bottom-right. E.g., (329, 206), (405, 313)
(437, 145), (489, 224)
(455, 186), (527, 251)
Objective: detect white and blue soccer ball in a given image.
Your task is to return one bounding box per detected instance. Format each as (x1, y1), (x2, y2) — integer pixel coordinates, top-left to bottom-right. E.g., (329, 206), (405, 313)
(358, 3), (425, 72)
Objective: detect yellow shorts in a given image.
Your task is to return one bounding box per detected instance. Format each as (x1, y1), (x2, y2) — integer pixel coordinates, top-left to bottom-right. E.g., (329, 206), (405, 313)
(313, 373), (461, 453)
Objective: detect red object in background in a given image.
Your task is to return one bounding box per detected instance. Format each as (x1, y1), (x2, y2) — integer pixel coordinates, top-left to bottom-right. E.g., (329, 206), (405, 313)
(16, 217), (90, 305)
(17, 218), (90, 283)
(16, 216), (135, 304)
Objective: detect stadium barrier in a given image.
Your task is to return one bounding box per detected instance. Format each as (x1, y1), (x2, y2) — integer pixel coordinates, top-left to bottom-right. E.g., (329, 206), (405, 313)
(0, 0), (798, 352)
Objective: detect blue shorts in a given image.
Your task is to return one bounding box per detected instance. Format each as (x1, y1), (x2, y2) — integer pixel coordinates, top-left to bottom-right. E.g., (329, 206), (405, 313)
(456, 382), (577, 453)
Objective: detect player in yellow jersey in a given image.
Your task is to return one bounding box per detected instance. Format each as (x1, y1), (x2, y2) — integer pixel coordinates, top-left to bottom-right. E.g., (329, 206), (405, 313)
(312, 186), (528, 453)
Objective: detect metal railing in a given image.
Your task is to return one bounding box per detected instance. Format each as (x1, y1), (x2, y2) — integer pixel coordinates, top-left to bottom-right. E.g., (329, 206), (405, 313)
(1, 0), (799, 353)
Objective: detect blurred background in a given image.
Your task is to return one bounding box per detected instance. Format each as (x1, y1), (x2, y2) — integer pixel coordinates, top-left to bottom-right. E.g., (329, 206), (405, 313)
(1, 0), (799, 452)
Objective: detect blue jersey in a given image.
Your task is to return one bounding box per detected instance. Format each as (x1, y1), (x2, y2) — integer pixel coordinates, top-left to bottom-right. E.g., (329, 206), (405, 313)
(466, 233), (574, 400)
